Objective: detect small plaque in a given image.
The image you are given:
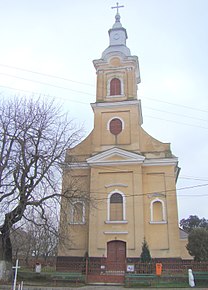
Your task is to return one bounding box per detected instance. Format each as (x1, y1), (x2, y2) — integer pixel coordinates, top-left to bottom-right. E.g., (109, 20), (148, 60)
(127, 264), (135, 272)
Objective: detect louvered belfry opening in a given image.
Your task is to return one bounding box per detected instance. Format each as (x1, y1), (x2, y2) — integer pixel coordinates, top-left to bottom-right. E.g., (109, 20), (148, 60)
(110, 78), (121, 95)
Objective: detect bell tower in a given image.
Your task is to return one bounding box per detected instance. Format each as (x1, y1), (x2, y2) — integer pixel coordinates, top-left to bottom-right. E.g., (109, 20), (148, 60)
(91, 8), (143, 153)
(93, 8), (141, 103)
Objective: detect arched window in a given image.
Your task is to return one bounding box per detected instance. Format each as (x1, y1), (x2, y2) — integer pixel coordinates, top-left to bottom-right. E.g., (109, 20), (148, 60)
(107, 191), (126, 222)
(110, 78), (121, 96)
(70, 201), (85, 224)
(153, 201), (163, 221)
(110, 193), (123, 221)
(150, 199), (166, 223)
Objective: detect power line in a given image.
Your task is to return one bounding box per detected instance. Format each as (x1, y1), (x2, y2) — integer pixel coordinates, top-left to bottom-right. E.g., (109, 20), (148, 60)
(1, 82), (208, 130)
(145, 96), (208, 114)
(0, 63), (94, 87)
(0, 64), (208, 115)
(179, 175), (208, 182)
(176, 183), (208, 193)
(64, 166), (208, 198)
(0, 84), (45, 96)
(1, 69), (208, 131)
(67, 161), (208, 184)
(144, 106), (208, 123)
(145, 115), (208, 130)
(0, 85), (90, 106)
(92, 182), (208, 201)
(0, 73), (94, 96)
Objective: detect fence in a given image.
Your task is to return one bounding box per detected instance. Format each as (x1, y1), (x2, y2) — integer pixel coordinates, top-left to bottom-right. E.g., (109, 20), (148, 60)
(17, 258), (208, 286)
(133, 261), (208, 274)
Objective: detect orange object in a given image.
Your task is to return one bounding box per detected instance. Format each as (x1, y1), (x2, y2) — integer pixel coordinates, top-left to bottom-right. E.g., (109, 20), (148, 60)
(156, 263), (162, 276)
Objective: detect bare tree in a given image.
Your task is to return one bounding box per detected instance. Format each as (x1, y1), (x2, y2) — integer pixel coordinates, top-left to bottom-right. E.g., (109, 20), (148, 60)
(25, 210), (59, 262)
(10, 226), (29, 261)
(11, 209), (59, 266)
(0, 96), (82, 267)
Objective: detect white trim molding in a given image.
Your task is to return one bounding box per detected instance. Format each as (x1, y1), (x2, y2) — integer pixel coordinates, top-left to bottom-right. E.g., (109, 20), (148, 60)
(91, 99), (141, 109)
(107, 189), (126, 221)
(107, 116), (125, 131)
(87, 147), (145, 167)
(104, 231), (128, 235)
(150, 221), (167, 225)
(105, 183), (128, 188)
(67, 162), (89, 169)
(150, 198), (166, 223)
(105, 220), (128, 224)
(107, 76), (124, 96)
(68, 156), (177, 169)
(69, 200), (86, 225)
(144, 158), (178, 167)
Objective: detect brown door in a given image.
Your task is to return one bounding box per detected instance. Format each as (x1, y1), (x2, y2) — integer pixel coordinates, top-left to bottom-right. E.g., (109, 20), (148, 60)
(107, 240), (126, 271)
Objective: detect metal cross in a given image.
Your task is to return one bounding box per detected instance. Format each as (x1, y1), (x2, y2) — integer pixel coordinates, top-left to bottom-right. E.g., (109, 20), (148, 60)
(111, 2), (124, 14)
(12, 259), (21, 290)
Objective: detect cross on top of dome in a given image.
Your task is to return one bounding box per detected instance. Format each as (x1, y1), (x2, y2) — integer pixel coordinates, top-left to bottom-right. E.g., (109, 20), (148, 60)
(111, 2), (124, 15)
(111, 2), (124, 22)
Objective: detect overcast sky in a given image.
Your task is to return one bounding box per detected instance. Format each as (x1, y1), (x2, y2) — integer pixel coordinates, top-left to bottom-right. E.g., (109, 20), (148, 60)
(0, 0), (208, 221)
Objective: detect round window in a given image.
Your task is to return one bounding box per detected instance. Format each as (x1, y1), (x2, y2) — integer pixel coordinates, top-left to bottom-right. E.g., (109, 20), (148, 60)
(109, 118), (122, 135)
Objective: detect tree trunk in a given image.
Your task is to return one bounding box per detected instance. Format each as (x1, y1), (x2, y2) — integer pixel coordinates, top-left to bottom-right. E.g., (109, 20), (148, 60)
(0, 227), (13, 281)
(0, 260), (12, 281)
(0, 230), (12, 262)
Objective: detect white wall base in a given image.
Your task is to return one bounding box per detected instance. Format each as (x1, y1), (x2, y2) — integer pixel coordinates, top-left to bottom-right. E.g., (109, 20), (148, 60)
(0, 260), (12, 281)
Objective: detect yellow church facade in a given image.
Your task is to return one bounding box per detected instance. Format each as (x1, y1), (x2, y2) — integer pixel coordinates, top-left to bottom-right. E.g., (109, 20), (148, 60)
(58, 10), (190, 268)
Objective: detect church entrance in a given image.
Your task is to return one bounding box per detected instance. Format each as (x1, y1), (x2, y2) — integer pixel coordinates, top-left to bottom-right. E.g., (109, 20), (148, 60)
(86, 240), (126, 284)
(106, 240), (126, 272)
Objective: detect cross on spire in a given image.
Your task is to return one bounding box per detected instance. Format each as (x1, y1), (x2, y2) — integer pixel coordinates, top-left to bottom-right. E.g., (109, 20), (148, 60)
(111, 2), (124, 14)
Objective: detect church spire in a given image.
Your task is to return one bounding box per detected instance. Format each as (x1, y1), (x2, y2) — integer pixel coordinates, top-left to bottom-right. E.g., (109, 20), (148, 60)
(102, 3), (131, 60)
(111, 2), (124, 27)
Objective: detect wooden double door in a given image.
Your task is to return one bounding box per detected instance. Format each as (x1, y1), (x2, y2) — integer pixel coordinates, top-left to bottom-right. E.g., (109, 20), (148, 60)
(106, 240), (126, 272)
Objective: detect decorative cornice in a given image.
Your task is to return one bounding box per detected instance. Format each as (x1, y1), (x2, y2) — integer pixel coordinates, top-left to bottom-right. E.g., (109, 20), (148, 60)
(105, 183), (128, 188)
(105, 220), (128, 224)
(104, 231), (128, 235)
(143, 158), (178, 167)
(86, 147), (145, 166)
(91, 99), (141, 109)
(67, 150), (178, 169)
(66, 162), (89, 169)
(149, 221), (167, 225)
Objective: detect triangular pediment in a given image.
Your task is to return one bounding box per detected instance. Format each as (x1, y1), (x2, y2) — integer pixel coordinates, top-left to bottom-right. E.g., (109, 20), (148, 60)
(86, 147), (145, 166)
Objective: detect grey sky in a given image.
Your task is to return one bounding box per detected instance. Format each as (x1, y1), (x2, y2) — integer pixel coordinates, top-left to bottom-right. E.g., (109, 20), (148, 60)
(0, 0), (208, 220)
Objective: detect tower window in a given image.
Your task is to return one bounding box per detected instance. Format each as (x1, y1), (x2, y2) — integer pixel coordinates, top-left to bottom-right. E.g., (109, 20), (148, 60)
(110, 78), (121, 95)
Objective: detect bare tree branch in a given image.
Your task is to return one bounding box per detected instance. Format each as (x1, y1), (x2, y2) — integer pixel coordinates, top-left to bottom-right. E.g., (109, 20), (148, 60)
(0, 96), (83, 261)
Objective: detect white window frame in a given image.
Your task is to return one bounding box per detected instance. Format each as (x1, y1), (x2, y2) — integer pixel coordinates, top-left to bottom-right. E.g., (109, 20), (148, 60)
(106, 190), (126, 222)
(150, 198), (166, 224)
(107, 116), (125, 131)
(107, 76), (124, 97)
(69, 200), (85, 224)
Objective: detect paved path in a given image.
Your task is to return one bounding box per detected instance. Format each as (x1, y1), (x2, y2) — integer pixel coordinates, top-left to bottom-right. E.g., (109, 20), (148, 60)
(2, 285), (208, 290)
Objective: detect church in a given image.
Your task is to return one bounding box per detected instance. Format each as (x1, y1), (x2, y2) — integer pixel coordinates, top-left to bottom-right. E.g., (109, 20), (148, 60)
(57, 6), (190, 271)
